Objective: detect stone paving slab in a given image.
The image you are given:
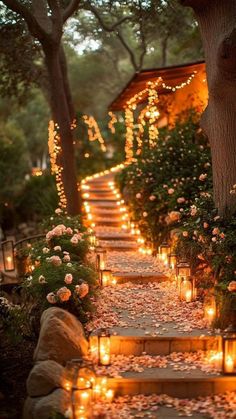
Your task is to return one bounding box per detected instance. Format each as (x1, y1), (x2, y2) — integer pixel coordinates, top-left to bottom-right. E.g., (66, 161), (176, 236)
(130, 406), (207, 418)
(108, 376), (236, 398)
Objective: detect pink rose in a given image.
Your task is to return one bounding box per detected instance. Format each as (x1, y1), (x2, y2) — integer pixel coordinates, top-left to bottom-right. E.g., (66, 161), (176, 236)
(55, 208), (62, 214)
(220, 232), (225, 239)
(212, 227), (220, 235)
(46, 292), (57, 304)
(190, 205), (197, 216)
(54, 246), (61, 252)
(136, 193), (141, 199)
(149, 195), (156, 201)
(76, 283), (89, 298)
(168, 188), (174, 195)
(57, 287), (71, 302)
(143, 212), (148, 217)
(212, 237), (217, 242)
(66, 227), (73, 235)
(169, 211), (180, 222)
(63, 254), (71, 262)
(203, 222), (209, 229)
(183, 231), (188, 237)
(177, 197), (185, 204)
(64, 273), (73, 284)
(71, 235), (78, 245)
(228, 281), (236, 292)
(199, 173), (207, 181)
(49, 255), (62, 266)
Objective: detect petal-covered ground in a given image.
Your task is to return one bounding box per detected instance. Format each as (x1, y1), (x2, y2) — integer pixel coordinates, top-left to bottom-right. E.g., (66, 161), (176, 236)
(92, 392), (236, 418)
(86, 281), (209, 336)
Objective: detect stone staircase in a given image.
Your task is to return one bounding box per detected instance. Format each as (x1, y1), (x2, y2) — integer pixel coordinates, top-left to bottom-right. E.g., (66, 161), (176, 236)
(83, 171), (236, 418)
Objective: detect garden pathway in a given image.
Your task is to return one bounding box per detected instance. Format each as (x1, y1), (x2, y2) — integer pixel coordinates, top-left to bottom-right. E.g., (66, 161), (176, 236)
(82, 169), (236, 419)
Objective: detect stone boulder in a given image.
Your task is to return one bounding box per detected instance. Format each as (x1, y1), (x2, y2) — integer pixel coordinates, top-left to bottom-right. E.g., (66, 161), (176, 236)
(27, 360), (65, 397)
(23, 389), (70, 419)
(34, 389), (70, 419)
(34, 307), (88, 365)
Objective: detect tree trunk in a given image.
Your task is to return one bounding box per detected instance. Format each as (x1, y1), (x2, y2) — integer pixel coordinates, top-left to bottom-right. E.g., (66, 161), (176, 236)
(181, 0), (236, 217)
(161, 36), (168, 67)
(44, 46), (81, 215)
(59, 46), (76, 122)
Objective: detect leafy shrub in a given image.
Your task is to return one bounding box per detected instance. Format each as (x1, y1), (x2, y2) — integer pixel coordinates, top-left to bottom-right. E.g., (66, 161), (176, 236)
(118, 112), (236, 328)
(23, 209), (97, 321)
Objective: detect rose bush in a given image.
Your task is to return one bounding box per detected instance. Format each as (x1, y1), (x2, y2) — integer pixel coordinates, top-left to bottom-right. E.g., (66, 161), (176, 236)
(117, 112), (236, 327)
(22, 209), (97, 321)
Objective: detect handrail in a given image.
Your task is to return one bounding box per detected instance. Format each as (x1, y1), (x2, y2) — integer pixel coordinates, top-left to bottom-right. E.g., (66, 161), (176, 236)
(13, 234), (45, 249)
(1, 234), (45, 248)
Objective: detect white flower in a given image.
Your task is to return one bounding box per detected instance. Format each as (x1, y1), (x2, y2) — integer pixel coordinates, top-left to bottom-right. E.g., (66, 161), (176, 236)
(43, 247), (50, 254)
(38, 275), (47, 284)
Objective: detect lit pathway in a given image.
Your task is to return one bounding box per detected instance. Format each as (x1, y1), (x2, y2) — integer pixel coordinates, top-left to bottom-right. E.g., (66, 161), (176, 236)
(82, 167), (236, 419)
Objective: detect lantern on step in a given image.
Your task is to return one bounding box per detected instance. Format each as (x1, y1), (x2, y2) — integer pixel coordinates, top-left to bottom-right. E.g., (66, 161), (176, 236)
(158, 243), (171, 266)
(222, 324), (236, 374)
(64, 359), (96, 392)
(176, 260), (191, 280)
(100, 269), (113, 286)
(168, 253), (177, 270)
(89, 329), (111, 366)
(2, 240), (15, 272)
(88, 231), (97, 250)
(179, 276), (197, 302)
(203, 294), (216, 326)
(72, 380), (92, 419)
(96, 248), (107, 271)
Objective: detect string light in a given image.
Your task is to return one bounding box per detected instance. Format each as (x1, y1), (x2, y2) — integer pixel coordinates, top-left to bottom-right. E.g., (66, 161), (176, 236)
(83, 115), (107, 152)
(124, 107), (135, 162)
(124, 71), (198, 161)
(108, 111), (117, 134)
(48, 120), (67, 209)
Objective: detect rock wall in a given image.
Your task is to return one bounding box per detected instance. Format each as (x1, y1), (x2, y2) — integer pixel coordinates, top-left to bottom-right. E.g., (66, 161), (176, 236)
(23, 307), (88, 419)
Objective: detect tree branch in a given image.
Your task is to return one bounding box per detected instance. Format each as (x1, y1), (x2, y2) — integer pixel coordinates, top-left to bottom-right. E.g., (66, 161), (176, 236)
(116, 28), (138, 71)
(87, 3), (131, 32)
(137, 4), (147, 70)
(63, 0), (81, 23)
(1, 0), (47, 38)
(47, 0), (63, 40)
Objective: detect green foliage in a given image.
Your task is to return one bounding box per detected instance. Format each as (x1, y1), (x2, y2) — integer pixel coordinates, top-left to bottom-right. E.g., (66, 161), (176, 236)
(118, 113), (212, 245)
(118, 112), (236, 327)
(15, 172), (59, 222)
(23, 210), (98, 321)
(0, 120), (30, 225)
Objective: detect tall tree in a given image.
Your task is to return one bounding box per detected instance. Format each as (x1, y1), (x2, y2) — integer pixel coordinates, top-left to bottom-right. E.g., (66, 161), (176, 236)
(1, 0), (81, 215)
(180, 0), (236, 217)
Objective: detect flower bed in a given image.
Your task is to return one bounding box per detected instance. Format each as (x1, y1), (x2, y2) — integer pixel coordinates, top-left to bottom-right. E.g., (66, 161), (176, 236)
(117, 113), (236, 327)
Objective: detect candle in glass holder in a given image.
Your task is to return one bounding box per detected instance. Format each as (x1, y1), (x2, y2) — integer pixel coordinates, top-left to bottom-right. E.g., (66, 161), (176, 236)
(105, 389), (114, 403)
(168, 254), (177, 270)
(100, 269), (113, 286)
(222, 325), (236, 374)
(99, 330), (111, 366)
(2, 240), (15, 272)
(203, 294), (216, 326)
(158, 243), (171, 266)
(179, 277), (196, 302)
(72, 382), (92, 419)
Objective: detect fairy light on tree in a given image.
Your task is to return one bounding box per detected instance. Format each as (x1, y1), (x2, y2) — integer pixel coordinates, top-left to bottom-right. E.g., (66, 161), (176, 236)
(83, 115), (107, 152)
(108, 111), (117, 134)
(48, 120), (67, 209)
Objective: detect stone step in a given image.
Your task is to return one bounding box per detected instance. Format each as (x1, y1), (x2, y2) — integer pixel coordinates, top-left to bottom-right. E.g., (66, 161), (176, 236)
(108, 373), (236, 398)
(99, 244), (138, 251)
(96, 234), (135, 241)
(89, 202), (119, 209)
(93, 219), (121, 227)
(110, 334), (219, 356)
(113, 272), (168, 285)
(86, 197), (118, 203)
